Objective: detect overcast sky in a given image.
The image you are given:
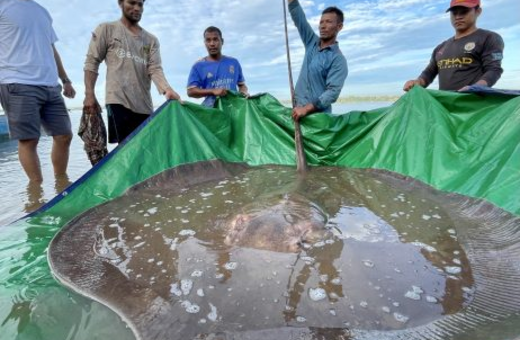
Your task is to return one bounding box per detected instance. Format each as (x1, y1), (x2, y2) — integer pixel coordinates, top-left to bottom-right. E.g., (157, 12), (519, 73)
(47, 0), (520, 107)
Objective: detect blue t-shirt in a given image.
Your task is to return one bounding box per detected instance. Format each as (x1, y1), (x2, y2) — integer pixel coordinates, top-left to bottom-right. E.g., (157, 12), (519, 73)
(187, 56), (245, 107)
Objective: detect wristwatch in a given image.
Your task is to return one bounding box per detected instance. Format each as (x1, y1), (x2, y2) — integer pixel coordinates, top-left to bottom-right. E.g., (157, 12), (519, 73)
(62, 78), (72, 84)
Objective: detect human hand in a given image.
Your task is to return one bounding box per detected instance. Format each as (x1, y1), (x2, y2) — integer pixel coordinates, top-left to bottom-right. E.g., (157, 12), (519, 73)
(403, 79), (422, 92)
(164, 88), (183, 103)
(292, 106), (309, 122)
(63, 82), (76, 99)
(83, 94), (102, 115)
(213, 88), (228, 97)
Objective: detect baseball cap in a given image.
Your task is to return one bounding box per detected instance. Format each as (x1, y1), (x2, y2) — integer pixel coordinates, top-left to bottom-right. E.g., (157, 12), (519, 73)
(446, 0), (480, 12)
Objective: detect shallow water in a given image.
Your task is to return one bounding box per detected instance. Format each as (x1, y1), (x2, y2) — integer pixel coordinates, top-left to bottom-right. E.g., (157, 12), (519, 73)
(50, 165), (490, 340)
(0, 110), (111, 226)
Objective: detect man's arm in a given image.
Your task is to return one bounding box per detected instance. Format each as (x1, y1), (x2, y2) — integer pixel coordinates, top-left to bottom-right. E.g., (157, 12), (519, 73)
(52, 45), (75, 99)
(403, 47), (438, 92)
(186, 64), (227, 99)
(83, 25), (108, 114)
(292, 56), (347, 121)
(238, 83), (249, 97)
(187, 87), (227, 98)
(476, 32), (504, 88)
(148, 39), (181, 101)
(292, 103), (317, 122)
(289, 0), (317, 47)
(236, 61), (248, 97)
(83, 70), (101, 115)
(403, 77), (427, 91)
(316, 55), (348, 110)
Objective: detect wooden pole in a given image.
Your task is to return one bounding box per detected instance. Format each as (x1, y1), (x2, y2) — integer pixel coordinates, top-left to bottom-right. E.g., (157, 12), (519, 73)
(282, 0), (308, 174)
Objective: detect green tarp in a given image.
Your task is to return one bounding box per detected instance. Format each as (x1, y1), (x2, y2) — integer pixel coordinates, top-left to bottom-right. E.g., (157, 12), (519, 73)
(0, 86), (519, 339)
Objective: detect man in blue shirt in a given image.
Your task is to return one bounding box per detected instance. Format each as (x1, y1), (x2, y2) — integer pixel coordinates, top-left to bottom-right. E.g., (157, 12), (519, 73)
(187, 26), (248, 107)
(288, 0), (348, 121)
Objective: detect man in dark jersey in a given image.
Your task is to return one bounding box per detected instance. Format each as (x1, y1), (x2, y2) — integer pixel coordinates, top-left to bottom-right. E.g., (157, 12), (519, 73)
(403, 0), (504, 92)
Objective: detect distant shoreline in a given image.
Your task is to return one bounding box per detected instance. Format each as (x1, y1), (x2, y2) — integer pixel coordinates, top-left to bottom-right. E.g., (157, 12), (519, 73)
(280, 94), (401, 105)
(0, 95), (402, 114)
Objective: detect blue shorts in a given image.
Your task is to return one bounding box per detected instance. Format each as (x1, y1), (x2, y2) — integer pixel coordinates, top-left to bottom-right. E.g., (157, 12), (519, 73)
(0, 84), (72, 140)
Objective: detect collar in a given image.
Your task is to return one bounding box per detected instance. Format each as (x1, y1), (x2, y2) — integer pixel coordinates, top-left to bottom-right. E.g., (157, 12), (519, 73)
(319, 41), (340, 52)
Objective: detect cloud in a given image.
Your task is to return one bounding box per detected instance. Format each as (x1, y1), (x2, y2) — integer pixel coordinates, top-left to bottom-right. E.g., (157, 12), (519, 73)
(44, 0), (519, 107)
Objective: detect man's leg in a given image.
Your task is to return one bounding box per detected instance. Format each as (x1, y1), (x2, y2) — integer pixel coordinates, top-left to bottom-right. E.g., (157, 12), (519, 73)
(107, 104), (149, 144)
(18, 138), (43, 182)
(42, 86), (73, 178)
(1, 84), (44, 182)
(51, 134), (72, 176)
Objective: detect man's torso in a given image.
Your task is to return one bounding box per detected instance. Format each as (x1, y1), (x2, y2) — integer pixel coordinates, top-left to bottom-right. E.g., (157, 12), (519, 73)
(89, 21), (158, 114)
(296, 40), (346, 112)
(434, 29), (503, 91)
(0, 0), (59, 86)
(188, 56), (244, 107)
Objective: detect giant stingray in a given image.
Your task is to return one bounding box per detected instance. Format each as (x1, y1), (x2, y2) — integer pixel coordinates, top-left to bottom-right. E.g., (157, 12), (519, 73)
(49, 160), (520, 340)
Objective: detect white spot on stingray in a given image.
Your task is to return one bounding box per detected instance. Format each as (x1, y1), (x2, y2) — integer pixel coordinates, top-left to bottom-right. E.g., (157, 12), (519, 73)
(405, 285), (423, 300)
(181, 301), (200, 314)
(181, 279), (193, 295)
(191, 270), (203, 277)
(170, 283), (182, 296)
(207, 303), (218, 322)
(224, 262), (238, 270)
(179, 229), (196, 236)
(393, 312), (409, 323)
(426, 295), (438, 303)
(363, 260), (375, 268)
(445, 266), (462, 275)
(309, 288), (327, 301)
(296, 316), (307, 323)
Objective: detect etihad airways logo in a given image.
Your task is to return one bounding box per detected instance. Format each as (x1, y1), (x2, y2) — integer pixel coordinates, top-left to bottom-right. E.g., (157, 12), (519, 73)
(437, 57), (474, 69)
(116, 48), (147, 65)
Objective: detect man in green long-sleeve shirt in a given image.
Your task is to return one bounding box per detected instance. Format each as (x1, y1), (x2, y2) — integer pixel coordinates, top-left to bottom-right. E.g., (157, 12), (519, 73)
(288, 0), (348, 121)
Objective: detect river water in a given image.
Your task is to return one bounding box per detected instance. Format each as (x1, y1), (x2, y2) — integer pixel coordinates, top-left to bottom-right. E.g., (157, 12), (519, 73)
(0, 101), (392, 227)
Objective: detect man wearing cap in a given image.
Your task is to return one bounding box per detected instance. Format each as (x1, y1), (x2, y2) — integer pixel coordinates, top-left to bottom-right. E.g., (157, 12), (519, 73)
(403, 0), (504, 92)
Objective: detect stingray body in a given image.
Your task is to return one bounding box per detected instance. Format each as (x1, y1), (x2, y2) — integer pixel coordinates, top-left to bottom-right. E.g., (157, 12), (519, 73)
(223, 194), (330, 252)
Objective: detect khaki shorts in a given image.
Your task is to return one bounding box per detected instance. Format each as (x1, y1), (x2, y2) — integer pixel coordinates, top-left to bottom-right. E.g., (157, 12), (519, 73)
(0, 83), (72, 140)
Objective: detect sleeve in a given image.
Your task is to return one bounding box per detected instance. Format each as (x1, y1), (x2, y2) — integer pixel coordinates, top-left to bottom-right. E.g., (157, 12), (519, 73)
(289, 0), (318, 47)
(418, 44), (442, 88)
(479, 32), (504, 87)
(148, 38), (171, 94)
(42, 6), (58, 44)
(84, 24), (108, 74)
(187, 63), (202, 89)
(236, 60), (245, 84)
(315, 55), (348, 110)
